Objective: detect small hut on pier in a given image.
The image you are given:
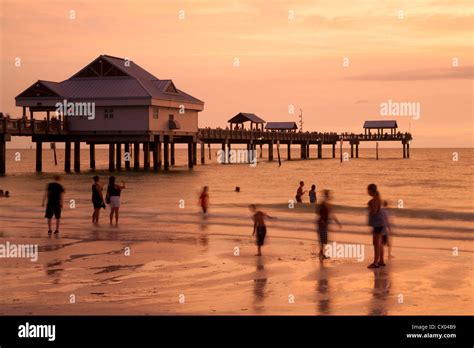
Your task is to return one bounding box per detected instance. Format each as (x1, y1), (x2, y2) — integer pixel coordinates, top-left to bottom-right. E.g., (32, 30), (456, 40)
(363, 120), (398, 136)
(265, 122), (298, 132)
(228, 113), (265, 131)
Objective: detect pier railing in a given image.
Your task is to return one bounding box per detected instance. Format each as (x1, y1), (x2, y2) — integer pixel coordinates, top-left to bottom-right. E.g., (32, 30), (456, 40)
(0, 117), (411, 144)
(0, 118), (68, 135)
(198, 128), (339, 143)
(339, 132), (413, 142)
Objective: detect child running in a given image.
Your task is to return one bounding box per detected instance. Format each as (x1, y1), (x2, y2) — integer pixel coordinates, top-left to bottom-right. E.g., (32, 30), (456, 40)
(249, 204), (274, 256)
(199, 186), (209, 214)
(295, 181), (306, 203)
(316, 190), (341, 260)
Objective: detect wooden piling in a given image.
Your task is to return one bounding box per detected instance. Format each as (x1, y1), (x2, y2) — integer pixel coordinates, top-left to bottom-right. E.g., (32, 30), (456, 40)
(133, 142), (140, 170)
(36, 141), (42, 172)
(356, 143), (359, 158)
(74, 141), (80, 172)
(376, 142), (379, 160)
(157, 141), (162, 168)
(221, 142), (226, 163)
(170, 143), (175, 166)
(226, 142), (231, 163)
(52, 143), (57, 166)
(340, 141), (343, 163)
(124, 143), (131, 170)
(153, 139), (159, 171)
(332, 143), (336, 158)
(108, 143), (115, 171)
(351, 143), (354, 158)
(200, 142), (205, 164)
(163, 138), (169, 170)
(406, 142), (410, 158)
(0, 135), (5, 175)
(143, 142), (150, 169)
(89, 143), (96, 170)
(116, 143), (122, 170)
(287, 143), (291, 160)
(268, 141), (274, 161)
(188, 141), (194, 168)
(208, 143), (211, 160)
(65, 141), (71, 172)
(402, 143), (406, 158)
(277, 140), (281, 166)
(317, 141), (322, 159)
(193, 142), (197, 165)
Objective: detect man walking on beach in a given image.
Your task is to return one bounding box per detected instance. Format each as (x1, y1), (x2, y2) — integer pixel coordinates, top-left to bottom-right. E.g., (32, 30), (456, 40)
(42, 175), (65, 235)
(249, 204), (274, 256)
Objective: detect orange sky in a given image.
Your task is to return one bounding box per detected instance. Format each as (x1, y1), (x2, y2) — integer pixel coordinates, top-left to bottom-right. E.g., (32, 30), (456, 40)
(1, 0), (472, 147)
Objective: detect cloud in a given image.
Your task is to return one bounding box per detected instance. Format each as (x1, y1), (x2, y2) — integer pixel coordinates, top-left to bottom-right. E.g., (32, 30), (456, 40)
(346, 66), (473, 81)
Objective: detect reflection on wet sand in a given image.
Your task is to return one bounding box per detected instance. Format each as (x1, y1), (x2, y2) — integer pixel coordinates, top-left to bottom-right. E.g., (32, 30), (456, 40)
(368, 267), (391, 316)
(44, 259), (63, 284)
(253, 256), (267, 313)
(316, 262), (331, 315)
(198, 215), (209, 250)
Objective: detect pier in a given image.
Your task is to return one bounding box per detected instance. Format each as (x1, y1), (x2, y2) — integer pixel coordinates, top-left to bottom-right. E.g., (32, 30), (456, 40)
(0, 55), (413, 175)
(0, 116), (412, 175)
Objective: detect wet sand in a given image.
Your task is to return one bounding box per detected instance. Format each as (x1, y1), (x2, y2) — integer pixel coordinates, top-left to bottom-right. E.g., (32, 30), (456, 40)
(0, 209), (472, 315)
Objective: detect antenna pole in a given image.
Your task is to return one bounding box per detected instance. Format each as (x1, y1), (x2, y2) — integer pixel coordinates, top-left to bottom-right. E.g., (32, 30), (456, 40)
(299, 109), (303, 132)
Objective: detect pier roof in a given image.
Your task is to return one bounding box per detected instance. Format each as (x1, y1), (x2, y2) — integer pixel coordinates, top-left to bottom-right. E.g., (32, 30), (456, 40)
(266, 122), (298, 130)
(363, 120), (398, 129)
(16, 55), (204, 106)
(228, 113), (265, 124)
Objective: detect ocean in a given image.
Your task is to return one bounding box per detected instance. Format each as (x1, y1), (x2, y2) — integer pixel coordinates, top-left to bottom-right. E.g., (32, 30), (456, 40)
(0, 147), (472, 245)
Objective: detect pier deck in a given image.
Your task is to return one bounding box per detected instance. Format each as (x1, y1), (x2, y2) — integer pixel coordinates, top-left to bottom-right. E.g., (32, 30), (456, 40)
(0, 117), (412, 174)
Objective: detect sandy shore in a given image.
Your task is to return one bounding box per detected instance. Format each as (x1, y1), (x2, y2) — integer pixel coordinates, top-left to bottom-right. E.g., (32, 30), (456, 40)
(0, 210), (472, 315)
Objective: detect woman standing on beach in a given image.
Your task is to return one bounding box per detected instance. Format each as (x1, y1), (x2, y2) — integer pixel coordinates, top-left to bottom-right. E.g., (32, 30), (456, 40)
(91, 175), (105, 224)
(106, 176), (125, 226)
(367, 184), (385, 268)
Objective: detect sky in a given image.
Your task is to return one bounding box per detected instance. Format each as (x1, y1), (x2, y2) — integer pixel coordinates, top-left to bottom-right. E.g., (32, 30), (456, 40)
(1, 0), (472, 148)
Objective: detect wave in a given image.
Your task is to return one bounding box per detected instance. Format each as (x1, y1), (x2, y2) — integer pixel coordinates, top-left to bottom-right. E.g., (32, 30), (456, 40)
(211, 202), (474, 222)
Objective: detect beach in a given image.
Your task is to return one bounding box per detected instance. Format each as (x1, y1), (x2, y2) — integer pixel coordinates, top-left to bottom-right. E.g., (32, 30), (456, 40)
(0, 147), (472, 315)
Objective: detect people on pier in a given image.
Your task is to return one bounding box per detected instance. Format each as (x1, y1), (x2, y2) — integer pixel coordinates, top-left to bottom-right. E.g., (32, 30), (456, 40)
(367, 184), (385, 268)
(295, 181), (306, 203)
(42, 176), (65, 235)
(316, 190), (341, 261)
(199, 186), (209, 214)
(92, 176), (105, 224)
(106, 176), (125, 226)
(249, 204), (274, 256)
(309, 184), (317, 204)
